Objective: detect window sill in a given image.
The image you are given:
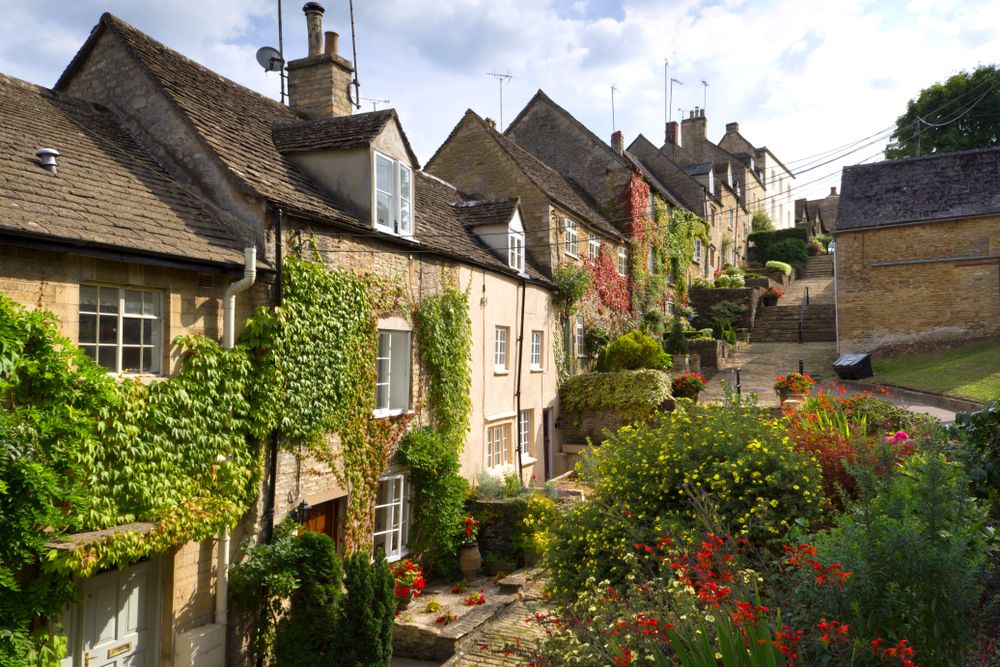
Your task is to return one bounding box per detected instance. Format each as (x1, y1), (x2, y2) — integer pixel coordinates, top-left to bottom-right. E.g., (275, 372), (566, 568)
(519, 455), (538, 467)
(494, 368), (509, 376)
(373, 408), (413, 419)
(529, 366), (544, 373)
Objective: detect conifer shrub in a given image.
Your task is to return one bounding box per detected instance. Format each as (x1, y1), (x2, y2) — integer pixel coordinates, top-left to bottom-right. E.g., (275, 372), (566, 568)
(337, 551), (395, 667)
(273, 531), (343, 667)
(663, 316), (689, 356)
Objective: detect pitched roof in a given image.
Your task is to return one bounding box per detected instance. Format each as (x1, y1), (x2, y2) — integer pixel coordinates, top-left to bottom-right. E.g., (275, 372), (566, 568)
(683, 162), (713, 176)
(452, 198), (519, 229)
(57, 13), (360, 228)
(272, 109), (419, 165)
(627, 134), (712, 216)
(506, 89), (683, 208)
(415, 172), (549, 284)
(0, 73), (246, 267)
(430, 110), (622, 240)
(838, 148), (1000, 231)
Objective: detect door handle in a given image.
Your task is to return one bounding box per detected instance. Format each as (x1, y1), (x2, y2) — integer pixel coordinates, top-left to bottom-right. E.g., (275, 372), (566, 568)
(84, 653), (91, 667)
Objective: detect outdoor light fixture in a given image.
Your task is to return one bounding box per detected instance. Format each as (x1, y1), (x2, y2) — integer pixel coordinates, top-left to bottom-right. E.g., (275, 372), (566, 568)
(295, 499), (311, 524)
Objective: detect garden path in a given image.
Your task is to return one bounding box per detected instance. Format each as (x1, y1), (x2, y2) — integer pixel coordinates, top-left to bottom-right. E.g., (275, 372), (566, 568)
(443, 570), (550, 666)
(700, 341), (839, 406)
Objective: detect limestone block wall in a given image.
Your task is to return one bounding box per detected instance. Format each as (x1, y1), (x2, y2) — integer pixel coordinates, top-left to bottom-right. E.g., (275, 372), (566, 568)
(836, 216), (1000, 354)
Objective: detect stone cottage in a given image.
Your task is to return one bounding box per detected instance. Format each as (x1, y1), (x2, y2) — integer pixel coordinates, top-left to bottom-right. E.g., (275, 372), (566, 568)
(835, 148), (1000, 355)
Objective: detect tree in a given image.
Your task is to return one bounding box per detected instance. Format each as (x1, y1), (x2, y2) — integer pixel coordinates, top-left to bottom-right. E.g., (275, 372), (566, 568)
(886, 65), (1000, 159)
(751, 210), (774, 233)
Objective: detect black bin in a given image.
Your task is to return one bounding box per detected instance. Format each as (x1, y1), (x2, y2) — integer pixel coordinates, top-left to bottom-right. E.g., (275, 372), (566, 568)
(832, 353), (873, 380)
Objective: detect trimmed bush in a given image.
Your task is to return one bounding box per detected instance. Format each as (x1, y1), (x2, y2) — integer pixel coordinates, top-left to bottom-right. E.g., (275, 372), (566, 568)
(560, 369), (672, 424)
(766, 238), (809, 267)
(765, 260), (792, 276)
(545, 403), (825, 598)
(748, 226), (809, 250)
(596, 330), (671, 372)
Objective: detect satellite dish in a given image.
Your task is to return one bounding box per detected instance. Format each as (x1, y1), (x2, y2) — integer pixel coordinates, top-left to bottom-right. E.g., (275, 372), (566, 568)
(256, 46), (283, 72)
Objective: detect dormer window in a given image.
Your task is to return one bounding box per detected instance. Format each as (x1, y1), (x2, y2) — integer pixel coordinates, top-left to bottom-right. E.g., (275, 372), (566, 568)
(508, 230), (524, 272)
(375, 152), (413, 236)
(707, 170), (715, 195)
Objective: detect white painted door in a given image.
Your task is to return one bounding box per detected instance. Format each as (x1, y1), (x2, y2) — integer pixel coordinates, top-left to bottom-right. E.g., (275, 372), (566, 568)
(76, 560), (157, 667)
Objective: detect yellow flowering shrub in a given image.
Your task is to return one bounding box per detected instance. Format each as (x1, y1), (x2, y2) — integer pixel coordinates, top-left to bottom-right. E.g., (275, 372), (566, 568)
(546, 403), (825, 599)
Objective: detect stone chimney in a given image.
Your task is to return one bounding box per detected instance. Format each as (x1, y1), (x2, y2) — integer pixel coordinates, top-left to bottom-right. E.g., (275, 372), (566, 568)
(611, 130), (624, 156)
(725, 122), (739, 134)
(681, 107), (707, 158)
(664, 121), (679, 145)
(286, 2), (355, 120)
(830, 186), (838, 196)
(484, 117), (497, 130)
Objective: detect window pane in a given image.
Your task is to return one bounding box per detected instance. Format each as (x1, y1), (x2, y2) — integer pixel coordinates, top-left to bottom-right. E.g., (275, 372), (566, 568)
(399, 199), (411, 235)
(389, 332), (410, 411)
(376, 192), (392, 229)
(143, 291), (160, 317)
(98, 346), (116, 370)
(399, 165), (411, 201)
(122, 318), (141, 345)
(142, 319), (153, 344)
(376, 155), (393, 192)
(99, 316), (118, 344)
(80, 285), (99, 312)
(79, 314), (97, 344)
(99, 287), (118, 314)
(122, 347), (141, 372)
(124, 290), (142, 315)
(142, 348), (153, 372)
(81, 345), (97, 362)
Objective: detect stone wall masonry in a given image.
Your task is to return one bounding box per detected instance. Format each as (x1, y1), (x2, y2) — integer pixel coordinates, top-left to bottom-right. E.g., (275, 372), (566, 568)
(836, 215), (1000, 354)
(688, 286), (762, 329)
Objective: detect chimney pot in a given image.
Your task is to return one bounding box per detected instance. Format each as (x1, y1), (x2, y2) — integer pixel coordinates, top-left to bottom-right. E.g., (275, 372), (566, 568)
(324, 31), (338, 55)
(36, 147), (59, 175)
(303, 2), (325, 56)
(830, 186), (838, 196)
(484, 117), (497, 130)
(611, 130), (624, 156)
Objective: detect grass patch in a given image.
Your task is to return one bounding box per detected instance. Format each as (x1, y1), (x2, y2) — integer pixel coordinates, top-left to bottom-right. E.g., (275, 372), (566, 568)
(871, 339), (1000, 404)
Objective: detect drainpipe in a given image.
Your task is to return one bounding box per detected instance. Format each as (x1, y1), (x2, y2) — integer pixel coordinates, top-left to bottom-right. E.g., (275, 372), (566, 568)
(217, 246), (256, 638)
(514, 276), (528, 480)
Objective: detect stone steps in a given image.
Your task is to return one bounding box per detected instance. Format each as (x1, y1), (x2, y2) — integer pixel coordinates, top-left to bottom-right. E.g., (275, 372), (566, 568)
(753, 304), (836, 342)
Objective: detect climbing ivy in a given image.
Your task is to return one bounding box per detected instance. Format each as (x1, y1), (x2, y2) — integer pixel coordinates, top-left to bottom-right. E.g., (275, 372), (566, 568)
(662, 208), (710, 304)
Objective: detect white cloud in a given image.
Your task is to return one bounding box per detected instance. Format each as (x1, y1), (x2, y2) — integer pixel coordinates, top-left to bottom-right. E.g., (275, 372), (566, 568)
(1, 0), (997, 200)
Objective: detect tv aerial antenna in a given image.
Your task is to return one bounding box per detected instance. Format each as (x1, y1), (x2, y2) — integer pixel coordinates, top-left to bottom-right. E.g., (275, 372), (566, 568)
(485, 72), (513, 131)
(362, 97), (390, 112)
(611, 84), (618, 132)
(256, 0), (287, 103)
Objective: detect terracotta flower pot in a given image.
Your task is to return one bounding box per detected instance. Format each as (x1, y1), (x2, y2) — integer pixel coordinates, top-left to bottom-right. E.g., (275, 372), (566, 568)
(459, 543), (481, 580)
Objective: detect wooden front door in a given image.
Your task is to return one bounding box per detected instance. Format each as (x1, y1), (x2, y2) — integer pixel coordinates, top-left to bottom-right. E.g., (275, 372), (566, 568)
(68, 560), (158, 667)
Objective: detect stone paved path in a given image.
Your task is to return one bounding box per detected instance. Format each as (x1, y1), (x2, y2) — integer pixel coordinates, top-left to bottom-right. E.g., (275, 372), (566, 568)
(443, 571), (550, 666)
(701, 341), (839, 406)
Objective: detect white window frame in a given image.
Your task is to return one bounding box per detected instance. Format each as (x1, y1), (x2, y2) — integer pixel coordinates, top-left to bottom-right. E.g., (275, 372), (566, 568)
(668, 300), (675, 315)
(518, 410), (532, 456)
(647, 194), (656, 221)
(79, 284), (162, 375)
(375, 329), (411, 417)
(486, 423), (511, 468)
(373, 469), (411, 562)
(728, 208), (734, 230)
(530, 330), (543, 369)
(588, 237), (601, 260)
(617, 246), (628, 276)
(508, 230), (525, 272)
(694, 238), (703, 263)
(373, 151), (413, 237)
(575, 313), (585, 359)
(494, 326), (509, 371)
(563, 218), (579, 258)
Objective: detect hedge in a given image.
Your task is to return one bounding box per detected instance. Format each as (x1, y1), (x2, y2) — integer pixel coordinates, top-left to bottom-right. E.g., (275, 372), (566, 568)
(747, 227), (809, 249)
(560, 369), (672, 423)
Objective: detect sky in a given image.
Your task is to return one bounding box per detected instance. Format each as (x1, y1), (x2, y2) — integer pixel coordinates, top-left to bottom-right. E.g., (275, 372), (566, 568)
(2, 0), (998, 201)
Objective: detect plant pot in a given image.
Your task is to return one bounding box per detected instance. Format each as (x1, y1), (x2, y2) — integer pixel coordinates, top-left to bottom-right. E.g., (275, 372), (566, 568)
(762, 294), (778, 307)
(396, 592), (414, 610)
(459, 543), (481, 580)
(672, 354), (690, 372)
(777, 390), (808, 404)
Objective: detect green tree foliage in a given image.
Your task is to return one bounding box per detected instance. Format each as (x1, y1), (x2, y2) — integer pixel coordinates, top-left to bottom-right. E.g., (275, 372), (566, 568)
(273, 531), (344, 667)
(751, 210), (775, 233)
(553, 263), (592, 314)
(596, 330), (672, 372)
(886, 64), (1000, 158)
(765, 238), (808, 268)
(663, 209), (710, 302)
(950, 398), (1000, 516)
